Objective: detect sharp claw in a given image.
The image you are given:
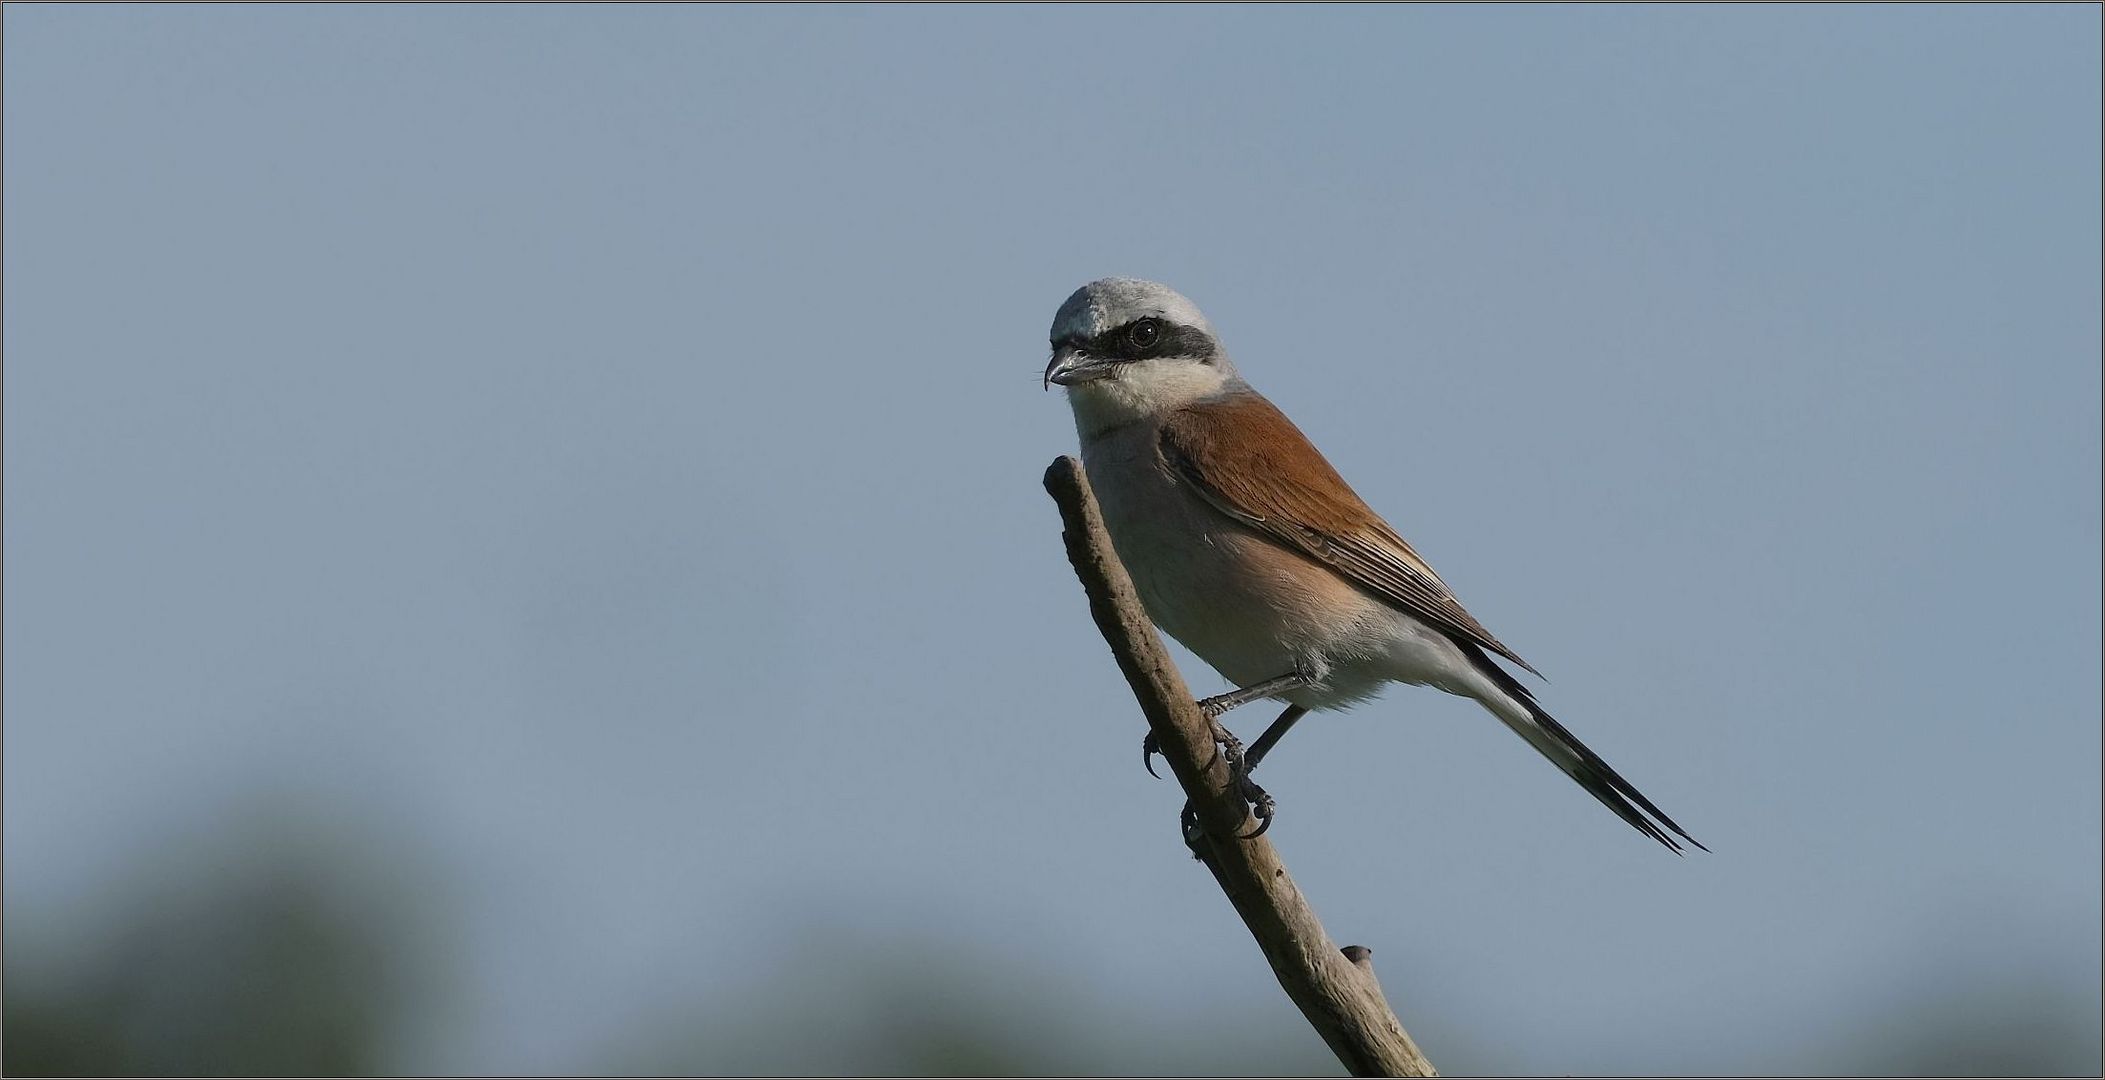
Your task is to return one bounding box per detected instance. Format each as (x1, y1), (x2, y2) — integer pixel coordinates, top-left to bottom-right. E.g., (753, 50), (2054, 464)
(1160, 720), (1279, 848)
(1238, 778), (1276, 840)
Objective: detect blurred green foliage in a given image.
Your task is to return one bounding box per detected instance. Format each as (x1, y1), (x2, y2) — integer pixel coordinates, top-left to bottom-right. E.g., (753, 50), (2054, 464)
(5, 808), (2097, 1076)
(6, 873), (386, 1076)
(4, 810), (414, 1077)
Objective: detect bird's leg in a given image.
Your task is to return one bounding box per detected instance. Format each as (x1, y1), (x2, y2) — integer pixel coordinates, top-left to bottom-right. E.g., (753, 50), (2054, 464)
(1196, 671), (1309, 718)
(1152, 672), (1314, 846)
(1144, 669), (1306, 778)
(1233, 705), (1307, 838)
(1245, 704), (1309, 772)
(1199, 673), (1307, 835)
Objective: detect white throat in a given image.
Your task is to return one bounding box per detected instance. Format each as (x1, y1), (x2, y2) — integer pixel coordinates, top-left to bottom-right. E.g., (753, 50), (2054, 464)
(1065, 359), (1236, 438)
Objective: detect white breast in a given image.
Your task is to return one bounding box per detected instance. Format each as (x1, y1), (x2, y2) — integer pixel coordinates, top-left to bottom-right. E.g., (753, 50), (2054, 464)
(1077, 420), (1416, 709)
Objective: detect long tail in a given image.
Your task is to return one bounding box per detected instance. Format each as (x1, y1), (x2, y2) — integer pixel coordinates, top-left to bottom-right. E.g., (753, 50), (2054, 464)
(1460, 643), (1707, 854)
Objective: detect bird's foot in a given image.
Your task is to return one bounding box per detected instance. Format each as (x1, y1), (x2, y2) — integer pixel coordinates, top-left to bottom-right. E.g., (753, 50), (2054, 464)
(1239, 772), (1276, 839)
(1143, 714), (1246, 777)
(1208, 715), (1247, 775)
(1171, 718), (1277, 849)
(1176, 776), (1277, 852)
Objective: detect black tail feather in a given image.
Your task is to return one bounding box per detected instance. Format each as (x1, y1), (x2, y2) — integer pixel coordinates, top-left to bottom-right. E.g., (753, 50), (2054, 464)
(1461, 644), (1708, 855)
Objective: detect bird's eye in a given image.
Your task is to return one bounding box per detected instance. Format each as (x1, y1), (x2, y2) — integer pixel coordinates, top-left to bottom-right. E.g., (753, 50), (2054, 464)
(1127, 319), (1162, 350)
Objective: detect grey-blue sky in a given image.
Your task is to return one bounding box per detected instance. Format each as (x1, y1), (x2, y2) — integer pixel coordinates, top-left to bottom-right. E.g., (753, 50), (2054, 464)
(5, 5), (2098, 1072)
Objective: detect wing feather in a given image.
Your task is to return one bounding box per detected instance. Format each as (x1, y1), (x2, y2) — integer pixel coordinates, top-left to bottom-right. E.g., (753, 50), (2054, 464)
(1160, 394), (1542, 677)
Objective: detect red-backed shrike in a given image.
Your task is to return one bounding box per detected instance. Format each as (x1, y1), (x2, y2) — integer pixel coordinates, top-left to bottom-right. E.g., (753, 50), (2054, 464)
(1044, 277), (1702, 852)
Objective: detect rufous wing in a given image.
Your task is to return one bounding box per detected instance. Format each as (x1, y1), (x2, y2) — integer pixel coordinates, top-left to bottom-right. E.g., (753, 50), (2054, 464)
(1159, 392), (1542, 677)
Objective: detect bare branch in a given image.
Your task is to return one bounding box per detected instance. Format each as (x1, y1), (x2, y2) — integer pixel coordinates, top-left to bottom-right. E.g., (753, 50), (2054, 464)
(1044, 456), (1438, 1078)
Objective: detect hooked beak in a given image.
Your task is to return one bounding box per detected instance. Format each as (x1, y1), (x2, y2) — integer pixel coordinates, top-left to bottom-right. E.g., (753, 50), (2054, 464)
(1043, 346), (1113, 390)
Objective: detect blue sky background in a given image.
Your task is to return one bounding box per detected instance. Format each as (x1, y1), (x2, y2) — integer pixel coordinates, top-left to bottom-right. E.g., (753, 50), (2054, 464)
(6, 5), (2099, 1074)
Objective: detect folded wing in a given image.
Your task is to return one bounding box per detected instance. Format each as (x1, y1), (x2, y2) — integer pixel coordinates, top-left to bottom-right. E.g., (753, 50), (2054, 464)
(1160, 392), (1542, 678)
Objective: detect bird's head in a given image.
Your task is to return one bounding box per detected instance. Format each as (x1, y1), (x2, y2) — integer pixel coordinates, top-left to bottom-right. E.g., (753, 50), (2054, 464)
(1044, 278), (1237, 429)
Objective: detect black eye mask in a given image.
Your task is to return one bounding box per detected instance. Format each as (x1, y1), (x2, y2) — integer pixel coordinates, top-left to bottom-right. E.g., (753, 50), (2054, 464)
(1053, 318), (1220, 366)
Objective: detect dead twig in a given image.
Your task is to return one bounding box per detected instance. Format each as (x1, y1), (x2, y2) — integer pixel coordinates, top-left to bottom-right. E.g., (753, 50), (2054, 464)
(1045, 455), (1437, 1078)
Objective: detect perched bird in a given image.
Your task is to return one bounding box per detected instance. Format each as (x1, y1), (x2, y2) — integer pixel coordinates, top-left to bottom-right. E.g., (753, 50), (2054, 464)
(1043, 277), (1702, 853)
